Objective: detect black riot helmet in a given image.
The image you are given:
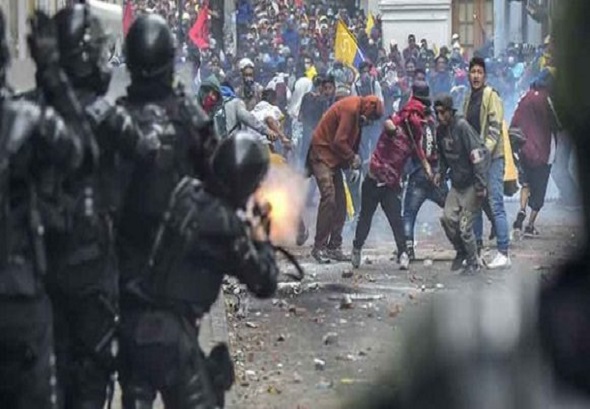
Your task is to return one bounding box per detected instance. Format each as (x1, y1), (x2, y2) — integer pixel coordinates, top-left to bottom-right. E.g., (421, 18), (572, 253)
(54, 4), (112, 95)
(210, 132), (270, 208)
(0, 9), (10, 87)
(125, 13), (175, 83)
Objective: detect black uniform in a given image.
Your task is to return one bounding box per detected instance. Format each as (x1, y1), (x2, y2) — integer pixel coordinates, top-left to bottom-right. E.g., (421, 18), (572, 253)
(0, 10), (90, 408)
(31, 7), (162, 408)
(113, 14), (225, 408)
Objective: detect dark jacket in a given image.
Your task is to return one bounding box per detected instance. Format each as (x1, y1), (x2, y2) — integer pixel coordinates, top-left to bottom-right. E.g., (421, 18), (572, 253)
(437, 113), (489, 192)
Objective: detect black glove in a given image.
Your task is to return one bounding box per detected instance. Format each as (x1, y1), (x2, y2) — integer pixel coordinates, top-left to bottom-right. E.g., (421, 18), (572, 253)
(27, 11), (60, 71)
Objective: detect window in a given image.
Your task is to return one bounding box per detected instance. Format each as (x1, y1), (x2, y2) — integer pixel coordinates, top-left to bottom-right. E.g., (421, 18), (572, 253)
(452, 0), (494, 55)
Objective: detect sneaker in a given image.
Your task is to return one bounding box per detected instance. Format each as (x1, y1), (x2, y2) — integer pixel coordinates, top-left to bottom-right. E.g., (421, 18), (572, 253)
(406, 241), (416, 261)
(326, 248), (351, 262)
(486, 252), (512, 270)
(513, 210), (526, 231)
(351, 248), (362, 269)
(524, 225), (540, 238)
(451, 252), (466, 272)
(296, 222), (309, 246)
(311, 248), (331, 264)
(399, 252), (410, 270)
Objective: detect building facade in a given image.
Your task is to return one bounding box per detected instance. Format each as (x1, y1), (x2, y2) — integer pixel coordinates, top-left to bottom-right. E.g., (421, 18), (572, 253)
(378, 0), (554, 56)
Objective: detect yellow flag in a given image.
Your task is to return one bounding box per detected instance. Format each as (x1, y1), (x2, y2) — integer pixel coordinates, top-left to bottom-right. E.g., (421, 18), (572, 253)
(343, 175), (355, 219)
(335, 19), (365, 69)
(365, 13), (375, 36)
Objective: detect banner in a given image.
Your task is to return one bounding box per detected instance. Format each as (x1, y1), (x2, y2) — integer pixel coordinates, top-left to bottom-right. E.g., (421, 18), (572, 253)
(334, 19), (365, 69)
(122, 0), (134, 36)
(365, 13), (374, 36)
(189, 3), (210, 50)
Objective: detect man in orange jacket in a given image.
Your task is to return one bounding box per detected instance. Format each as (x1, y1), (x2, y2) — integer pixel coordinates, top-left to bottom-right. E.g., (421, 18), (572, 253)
(308, 95), (384, 263)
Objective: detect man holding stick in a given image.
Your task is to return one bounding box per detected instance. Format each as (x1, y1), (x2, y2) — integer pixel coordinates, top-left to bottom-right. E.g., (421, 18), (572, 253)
(351, 82), (433, 270)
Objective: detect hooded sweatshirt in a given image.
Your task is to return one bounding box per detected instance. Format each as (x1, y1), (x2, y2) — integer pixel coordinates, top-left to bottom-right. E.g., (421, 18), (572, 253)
(369, 98), (428, 189)
(311, 95), (384, 168)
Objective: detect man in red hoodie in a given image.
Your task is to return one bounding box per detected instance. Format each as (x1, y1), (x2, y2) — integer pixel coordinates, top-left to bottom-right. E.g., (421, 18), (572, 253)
(351, 82), (433, 270)
(309, 95), (384, 264)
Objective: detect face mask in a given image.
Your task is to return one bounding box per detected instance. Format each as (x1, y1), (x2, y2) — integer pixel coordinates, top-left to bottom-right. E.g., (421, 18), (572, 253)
(202, 94), (218, 112)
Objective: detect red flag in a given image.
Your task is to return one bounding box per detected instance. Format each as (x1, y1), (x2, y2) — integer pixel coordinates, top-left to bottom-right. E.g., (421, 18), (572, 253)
(122, 0), (134, 36)
(189, 4), (210, 50)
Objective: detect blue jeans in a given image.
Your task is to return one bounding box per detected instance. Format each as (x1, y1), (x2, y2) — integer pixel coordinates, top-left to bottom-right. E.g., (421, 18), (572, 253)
(403, 170), (448, 243)
(474, 157), (510, 253)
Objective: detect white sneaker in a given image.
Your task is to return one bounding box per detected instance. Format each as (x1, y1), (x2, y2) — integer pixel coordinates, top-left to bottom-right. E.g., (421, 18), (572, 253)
(486, 252), (512, 270)
(399, 252), (410, 270)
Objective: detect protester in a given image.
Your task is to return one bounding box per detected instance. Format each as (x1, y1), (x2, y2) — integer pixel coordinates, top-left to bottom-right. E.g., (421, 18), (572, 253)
(510, 68), (559, 237)
(435, 95), (489, 275)
(308, 95), (384, 264)
(352, 82), (432, 270)
(464, 57), (511, 269)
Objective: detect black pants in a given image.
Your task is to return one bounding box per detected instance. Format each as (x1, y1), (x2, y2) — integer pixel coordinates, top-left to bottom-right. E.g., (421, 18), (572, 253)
(119, 307), (218, 409)
(353, 176), (406, 254)
(521, 163), (552, 211)
(51, 290), (117, 409)
(0, 294), (57, 409)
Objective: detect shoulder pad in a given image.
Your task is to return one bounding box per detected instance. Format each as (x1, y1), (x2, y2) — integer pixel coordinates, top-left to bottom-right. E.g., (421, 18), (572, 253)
(85, 97), (115, 128)
(196, 193), (243, 237)
(0, 99), (43, 155)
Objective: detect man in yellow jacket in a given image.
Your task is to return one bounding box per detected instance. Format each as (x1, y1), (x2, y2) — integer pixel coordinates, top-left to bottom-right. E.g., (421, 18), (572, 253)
(463, 57), (511, 269)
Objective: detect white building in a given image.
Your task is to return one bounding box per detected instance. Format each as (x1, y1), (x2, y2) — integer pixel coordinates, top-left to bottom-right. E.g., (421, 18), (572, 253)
(377, 0), (553, 56)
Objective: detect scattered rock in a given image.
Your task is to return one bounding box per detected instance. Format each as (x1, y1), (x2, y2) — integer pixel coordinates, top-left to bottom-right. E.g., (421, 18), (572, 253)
(364, 257), (373, 265)
(388, 304), (402, 318)
(316, 379), (333, 390)
(340, 295), (353, 309)
(267, 385), (282, 394)
(245, 370), (257, 380)
(420, 285), (426, 292)
(435, 283), (445, 290)
(314, 358), (326, 371)
(408, 293), (416, 300)
(423, 259), (434, 267)
(358, 350), (368, 357)
(293, 372), (303, 384)
(322, 332), (339, 345)
(341, 270), (354, 279)
(276, 334), (286, 342)
(245, 322), (258, 328)
(339, 319), (348, 324)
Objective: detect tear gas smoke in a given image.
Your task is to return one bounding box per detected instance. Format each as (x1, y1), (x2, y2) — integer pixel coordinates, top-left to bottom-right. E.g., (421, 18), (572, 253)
(254, 162), (307, 246)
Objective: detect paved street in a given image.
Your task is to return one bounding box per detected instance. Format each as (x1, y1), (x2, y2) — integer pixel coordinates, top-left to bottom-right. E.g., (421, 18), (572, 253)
(223, 201), (583, 409)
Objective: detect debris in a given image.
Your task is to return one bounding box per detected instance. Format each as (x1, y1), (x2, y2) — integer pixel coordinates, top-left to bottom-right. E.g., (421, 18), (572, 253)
(314, 358), (326, 371)
(339, 319), (348, 324)
(278, 282), (302, 295)
(322, 332), (339, 345)
(408, 293), (416, 300)
(340, 295), (353, 309)
(245, 322), (258, 328)
(435, 283), (445, 290)
(329, 294), (385, 302)
(364, 257), (373, 265)
(245, 370), (257, 380)
(342, 270), (354, 279)
(364, 274), (376, 283)
(423, 259), (434, 267)
(267, 385), (282, 394)
(276, 334), (286, 342)
(420, 285), (426, 292)
(293, 372), (303, 384)
(388, 304), (402, 318)
(316, 379), (333, 390)
(358, 350), (368, 357)
(345, 354), (356, 361)
(340, 378), (355, 385)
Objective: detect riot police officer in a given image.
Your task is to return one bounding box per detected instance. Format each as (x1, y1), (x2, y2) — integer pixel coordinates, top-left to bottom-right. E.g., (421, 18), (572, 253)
(115, 13), (217, 290)
(119, 132), (279, 409)
(39, 5), (156, 408)
(0, 10), (96, 409)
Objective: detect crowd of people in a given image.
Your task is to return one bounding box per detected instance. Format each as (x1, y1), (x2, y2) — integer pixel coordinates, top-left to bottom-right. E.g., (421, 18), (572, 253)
(0, 1), (577, 409)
